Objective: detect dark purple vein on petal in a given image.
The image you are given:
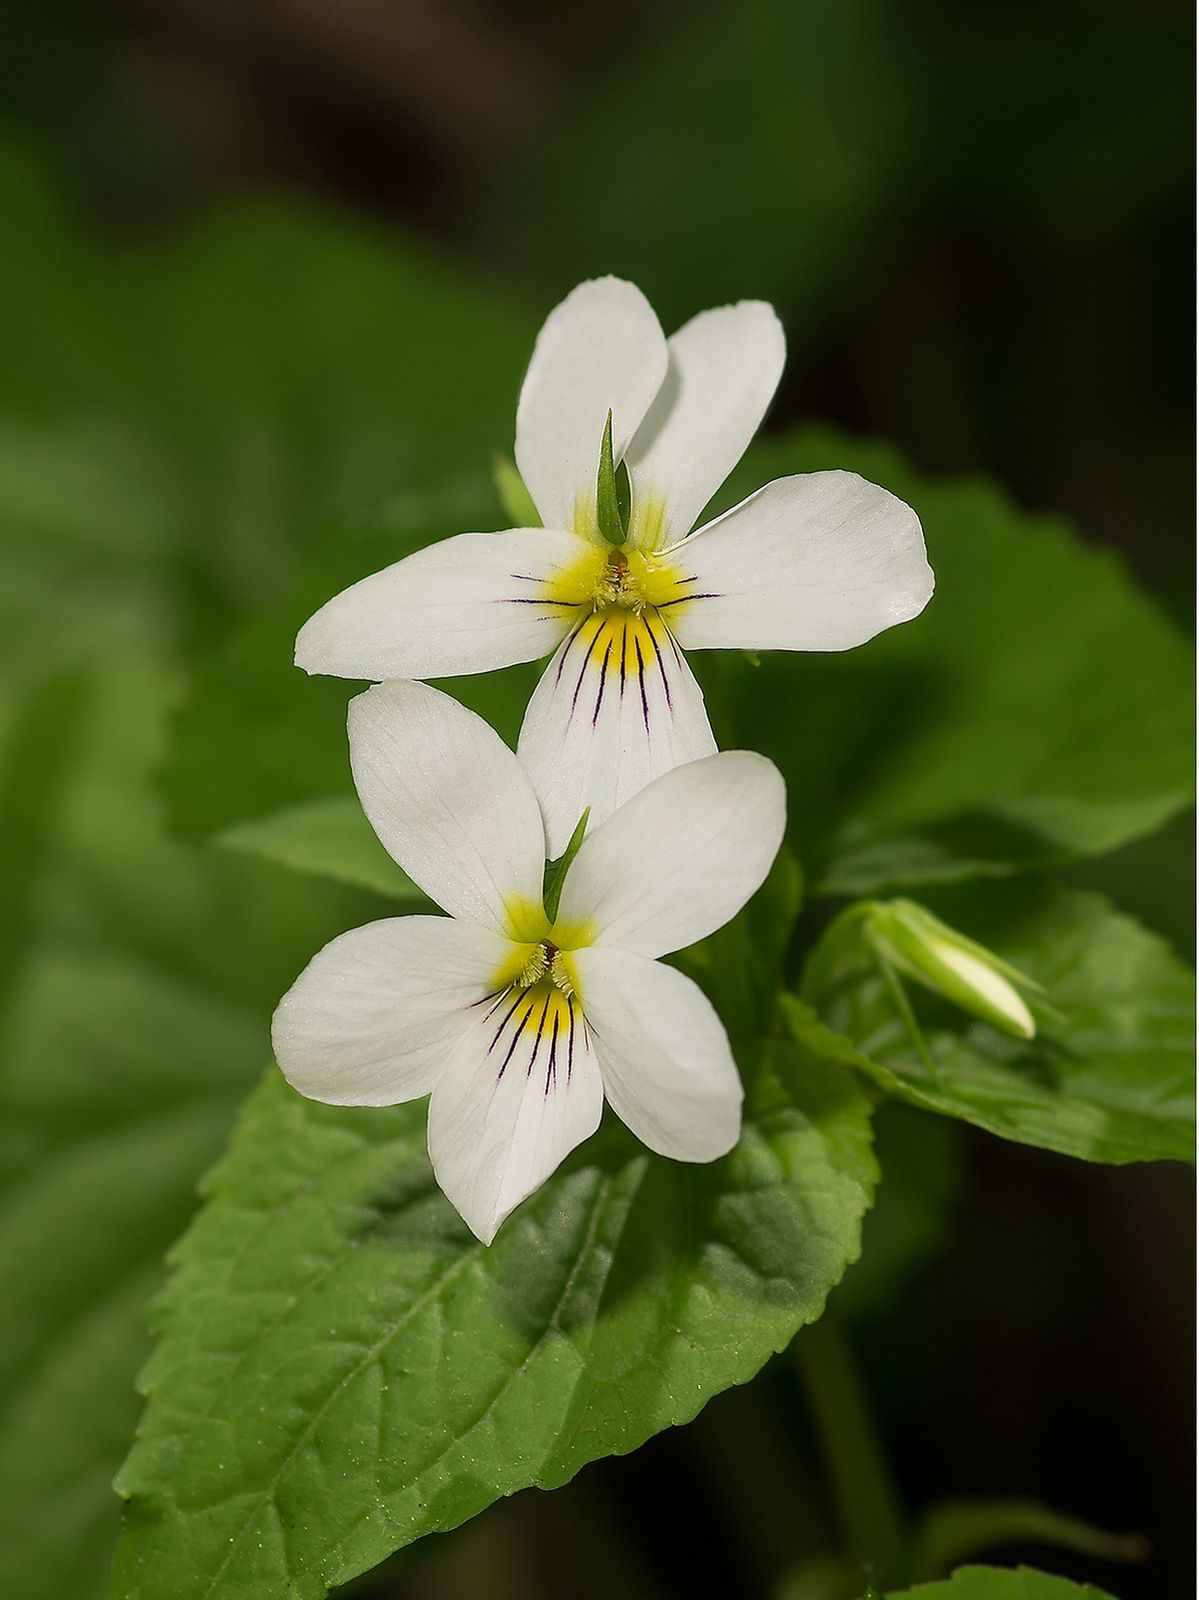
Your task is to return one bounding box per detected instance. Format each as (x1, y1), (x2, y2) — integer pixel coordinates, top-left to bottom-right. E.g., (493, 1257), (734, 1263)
(554, 614), (591, 685)
(525, 991), (553, 1079)
(570, 618), (605, 710)
(592, 638), (614, 727)
(545, 1009), (561, 1096)
(646, 618), (673, 712)
(634, 636), (651, 736)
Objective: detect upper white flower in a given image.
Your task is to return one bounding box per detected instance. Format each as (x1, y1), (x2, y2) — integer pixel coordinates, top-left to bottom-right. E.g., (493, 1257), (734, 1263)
(272, 679), (786, 1244)
(296, 277), (933, 854)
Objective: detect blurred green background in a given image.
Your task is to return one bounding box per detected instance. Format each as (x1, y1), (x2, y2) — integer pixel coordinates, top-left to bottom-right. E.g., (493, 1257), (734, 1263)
(1, 2), (1193, 1598)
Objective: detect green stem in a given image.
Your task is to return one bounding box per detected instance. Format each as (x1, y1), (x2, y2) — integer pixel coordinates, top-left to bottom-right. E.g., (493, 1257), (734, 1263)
(792, 1313), (907, 1589)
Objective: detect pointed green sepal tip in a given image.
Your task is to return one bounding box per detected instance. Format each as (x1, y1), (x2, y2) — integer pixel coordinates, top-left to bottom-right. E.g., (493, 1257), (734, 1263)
(865, 898), (1038, 1040)
(596, 410), (628, 546)
(543, 808), (590, 923)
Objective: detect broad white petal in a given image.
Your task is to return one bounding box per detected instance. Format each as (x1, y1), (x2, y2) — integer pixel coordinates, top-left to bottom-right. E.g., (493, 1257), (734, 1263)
(556, 750), (785, 959)
(272, 915), (507, 1107)
(295, 527), (588, 682)
(516, 609), (717, 858)
(625, 301), (784, 547)
(428, 984), (603, 1244)
(516, 277), (668, 532)
(349, 680), (546, 935)
(670, 472), (934, 652)
(573, 948), (741, 1161)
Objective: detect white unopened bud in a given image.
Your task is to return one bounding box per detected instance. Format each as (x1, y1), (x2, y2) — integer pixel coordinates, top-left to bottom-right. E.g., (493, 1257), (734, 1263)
(865, 899), (1037, 1040)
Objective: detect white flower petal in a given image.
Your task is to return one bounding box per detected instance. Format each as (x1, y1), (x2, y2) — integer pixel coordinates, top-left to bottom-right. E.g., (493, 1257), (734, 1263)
(557, 750), (785, 959)
(294, 527), (588, 682)
(515, 277), (668, 532)
(625, 301), (784, 547)
(428, 984), (603, 1244)
(573, 947), (742, 1161)
(516, 609), (717, 857)
(349, 680), (546, 935)
(272, 915), (507, 1106)
(670, 471), (934, 652)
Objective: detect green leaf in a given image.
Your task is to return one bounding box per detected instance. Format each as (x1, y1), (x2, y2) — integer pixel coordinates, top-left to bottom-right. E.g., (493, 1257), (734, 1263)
(110, 1037), (876, 1600)
(217, 798), (423, 903)
(832, 1103), (965, 1324)
(877, 1565), (1119, 1600)
(910, 1499), (1146, 1583)
(791, 881), (1195, 1165)
(0, 664), (380, 1600)
(704, 430), (1193, 893)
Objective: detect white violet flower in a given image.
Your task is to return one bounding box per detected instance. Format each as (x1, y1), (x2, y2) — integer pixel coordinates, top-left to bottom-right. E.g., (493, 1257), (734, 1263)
(272, 679), (786, 1244)
(295, 276), (932, 854)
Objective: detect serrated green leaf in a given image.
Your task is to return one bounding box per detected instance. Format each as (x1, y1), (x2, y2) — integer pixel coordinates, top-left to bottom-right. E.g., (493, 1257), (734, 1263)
(704, 430), (1193, 893)
(0, 664), (379, 1600)
(791, 881), (1195, 1165)
(877, 1565), (1119, 1600)
(110, 1038), (876, 1600)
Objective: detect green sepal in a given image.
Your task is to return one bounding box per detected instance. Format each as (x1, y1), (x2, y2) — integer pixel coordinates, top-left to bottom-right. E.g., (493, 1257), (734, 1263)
(596, 410), (627, 545)
(543, 808), (589, 922)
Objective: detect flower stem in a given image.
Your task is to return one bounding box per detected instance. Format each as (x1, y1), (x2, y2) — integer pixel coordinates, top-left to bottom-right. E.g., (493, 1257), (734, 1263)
(792, 1313), (908, 1588)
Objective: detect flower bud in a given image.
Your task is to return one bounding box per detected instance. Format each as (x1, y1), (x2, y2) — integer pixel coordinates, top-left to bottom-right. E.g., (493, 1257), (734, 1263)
(864, 899), (1036, 1040)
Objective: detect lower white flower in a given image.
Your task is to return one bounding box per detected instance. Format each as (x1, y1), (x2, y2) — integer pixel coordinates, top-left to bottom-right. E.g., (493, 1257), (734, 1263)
(271, 679), (786, 1244)
(294, 276), (934, 855)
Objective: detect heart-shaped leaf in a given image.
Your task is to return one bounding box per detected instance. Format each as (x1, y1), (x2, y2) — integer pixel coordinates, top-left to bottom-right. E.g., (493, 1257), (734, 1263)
(110, 1038), (876, 1599)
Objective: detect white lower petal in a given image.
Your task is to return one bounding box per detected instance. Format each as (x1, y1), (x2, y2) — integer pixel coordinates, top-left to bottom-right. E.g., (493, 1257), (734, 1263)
(670, 472), (934, 652)
(516, 608), (717, 857)
(349, 680), (546, 937)
(625, 301), (785, 548)
(556, 750), (786, 960)
(427, 983), (604, 1244)
(295, 527), (587, 681)
(515, 277), (668, 533)
(573, 947), (742, 1161)
(272, 915), (508, 1107)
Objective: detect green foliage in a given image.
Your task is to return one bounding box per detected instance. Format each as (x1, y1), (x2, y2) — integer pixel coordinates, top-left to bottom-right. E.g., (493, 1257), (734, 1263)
(879, 1567), (1118, 1600)
(0, 147), (533, 1596)
(0, 664), (377, 1600)
(162, 479), (540, 839)
(909, 1500), (1145, 1583)
(491, 454), (540, 528)
(218, 798), (423, 903)
(110, 1041), (877, 1599)
(793, 881), (1194, 1165)
(712, 431), (1194, 894)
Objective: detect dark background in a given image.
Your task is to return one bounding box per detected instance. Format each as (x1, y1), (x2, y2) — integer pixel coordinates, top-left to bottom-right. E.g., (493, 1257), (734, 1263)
(3, 3), (1194, 1597)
